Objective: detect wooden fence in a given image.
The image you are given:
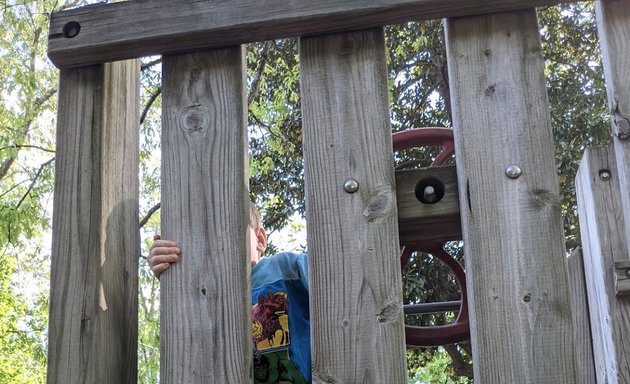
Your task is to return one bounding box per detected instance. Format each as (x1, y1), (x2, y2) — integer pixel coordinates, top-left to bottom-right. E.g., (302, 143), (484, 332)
(45, 0), (630, 383)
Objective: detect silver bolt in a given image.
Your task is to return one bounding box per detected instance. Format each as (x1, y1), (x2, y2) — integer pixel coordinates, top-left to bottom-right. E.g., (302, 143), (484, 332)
(423, 185), (438, 203)
(599, 169), (611, 181)
(505, 165), (522, 179)
(625, 269), (630, 278)
(343, 179), (359, 193)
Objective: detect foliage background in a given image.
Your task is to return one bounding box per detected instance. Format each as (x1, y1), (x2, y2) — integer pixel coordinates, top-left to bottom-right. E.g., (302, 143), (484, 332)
(0, 1), (610, 383)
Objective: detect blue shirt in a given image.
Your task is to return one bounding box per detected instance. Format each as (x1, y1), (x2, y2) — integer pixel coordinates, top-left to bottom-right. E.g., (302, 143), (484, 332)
(251, 252), (311, 383)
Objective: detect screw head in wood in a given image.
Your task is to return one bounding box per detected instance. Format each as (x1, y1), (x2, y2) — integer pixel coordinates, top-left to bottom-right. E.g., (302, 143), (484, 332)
(599, 169), (611, 181)
(343, 179), (359, 193)
(505, 164), (522, 179)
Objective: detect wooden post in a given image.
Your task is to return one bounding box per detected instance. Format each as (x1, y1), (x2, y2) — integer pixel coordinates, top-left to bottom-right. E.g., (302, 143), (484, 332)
(576, 145), (630, 383)
(445, 9), (578, 383)
(595, 0), (630, 260)
(567, 248), (597, 384)
(160, 48), (250, 383)
(47, 60), (140, 384)
(300, 28), (407, 383)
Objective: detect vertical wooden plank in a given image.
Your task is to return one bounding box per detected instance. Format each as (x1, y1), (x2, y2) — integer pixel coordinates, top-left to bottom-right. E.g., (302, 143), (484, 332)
(567, 248), (597, 384)
(300, 28), (407, 383)
(160, 47), (250, 383)
(595, 0), (630, 260)
(47, 60), (140, 384)
(445, 10), (578, 383)
(576, 145), (630, 383)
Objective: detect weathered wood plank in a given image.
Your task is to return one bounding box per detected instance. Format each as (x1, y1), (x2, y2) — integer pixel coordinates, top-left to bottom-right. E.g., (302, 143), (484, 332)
(49, 0), (569, 68)
(301, 28), (407, 383)
(576, 145), (630, 383)
(595, 0), (630, 262)
(445, 9), (578, 383)
(160, 47), (250, 383)
(396, 166), (462, 243)
(47, 60), (140, 384)
(567, 248), (597, 384)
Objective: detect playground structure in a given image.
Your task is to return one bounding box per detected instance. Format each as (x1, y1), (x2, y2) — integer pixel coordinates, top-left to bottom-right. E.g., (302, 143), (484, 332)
(45, 0), (630, 383)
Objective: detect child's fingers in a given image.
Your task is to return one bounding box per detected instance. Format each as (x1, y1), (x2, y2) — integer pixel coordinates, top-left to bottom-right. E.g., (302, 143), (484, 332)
(150, 245), (180, 255)
(149, 253), (180, 266)
(152, 262), (171, 278)
(151, 239), (178, 248)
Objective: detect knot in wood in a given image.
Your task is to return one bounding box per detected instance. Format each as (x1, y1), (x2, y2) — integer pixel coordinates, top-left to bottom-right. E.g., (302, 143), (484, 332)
(338, 36), (356, 56)
(485, 84), (496, 96)
(189, 67), (202, 83)
(614, 114), (630, 140)
(377, 301), (401, 323)
(180, 105), (209, 134)
(362, 190), (393, 222)
(611, 104), (630, 139)
(531, 189), (561, 209)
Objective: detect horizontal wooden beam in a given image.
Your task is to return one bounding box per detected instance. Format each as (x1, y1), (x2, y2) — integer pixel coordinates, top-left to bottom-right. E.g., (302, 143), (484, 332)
(49, 0), (568, 68)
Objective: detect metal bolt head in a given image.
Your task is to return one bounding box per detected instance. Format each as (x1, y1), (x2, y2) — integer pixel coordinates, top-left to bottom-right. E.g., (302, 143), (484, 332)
(599, 169), (611, 181)
(423, 185), (438, 204)
(343, 179), (359, 193)
(505, 165), (522, 179)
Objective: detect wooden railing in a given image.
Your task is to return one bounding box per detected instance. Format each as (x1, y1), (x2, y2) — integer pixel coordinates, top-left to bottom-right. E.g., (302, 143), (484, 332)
(45, 1), (630, 383)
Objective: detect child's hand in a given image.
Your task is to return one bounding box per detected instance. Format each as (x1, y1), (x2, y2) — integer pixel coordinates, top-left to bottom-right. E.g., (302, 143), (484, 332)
(148, 234), (181, 278)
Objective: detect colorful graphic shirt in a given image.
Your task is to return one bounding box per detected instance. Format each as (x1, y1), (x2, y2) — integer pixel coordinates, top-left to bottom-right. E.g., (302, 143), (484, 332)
(252, 252), (310, 384)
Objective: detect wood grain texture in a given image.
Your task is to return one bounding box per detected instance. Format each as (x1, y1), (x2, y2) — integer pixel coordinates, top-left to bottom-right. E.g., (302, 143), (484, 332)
(445, 10), (578, 383)
(160, 47), (250, 384)
(576, 145), (630, 384)
(49, 0), (567, 68)
(567, 248), (597, 384)
(300, 28), (407, 383)
(595, 0), (630, 264)
(396, 166), (462, 243)
(47, 60), (140, 384)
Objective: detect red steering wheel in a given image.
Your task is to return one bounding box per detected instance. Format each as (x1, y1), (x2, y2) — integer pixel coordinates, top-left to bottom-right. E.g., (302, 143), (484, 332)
(393, 128), (470, 347)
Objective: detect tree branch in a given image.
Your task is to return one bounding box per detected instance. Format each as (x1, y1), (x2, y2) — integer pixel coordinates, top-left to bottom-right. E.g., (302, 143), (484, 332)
(0, 144), (55, 153)
(139, 202), (161, 228)
(444, 344), (473, 378)
(0, 157), (16, 182)
(141, 58), (162, 72)
(0, 178), (31, 199)
(0, 87), (56, 182)
(140, 87), (161, 125)
(248, 40), (273, 106)
(15, 157), (55, 210)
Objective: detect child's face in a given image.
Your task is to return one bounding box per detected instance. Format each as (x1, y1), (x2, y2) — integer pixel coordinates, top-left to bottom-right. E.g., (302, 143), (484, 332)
(249, 222), (266, 267)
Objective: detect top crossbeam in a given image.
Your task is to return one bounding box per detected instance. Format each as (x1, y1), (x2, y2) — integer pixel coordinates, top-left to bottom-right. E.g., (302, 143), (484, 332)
(48, 0), (569, 68)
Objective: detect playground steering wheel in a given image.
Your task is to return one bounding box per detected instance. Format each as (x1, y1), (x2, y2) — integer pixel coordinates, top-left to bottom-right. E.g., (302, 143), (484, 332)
(393, 128), (470, 347)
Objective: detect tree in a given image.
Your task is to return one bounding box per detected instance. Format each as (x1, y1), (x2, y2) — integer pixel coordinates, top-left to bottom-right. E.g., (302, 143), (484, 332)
(0, 2), (72, 382)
